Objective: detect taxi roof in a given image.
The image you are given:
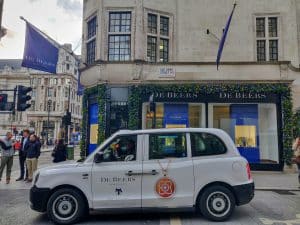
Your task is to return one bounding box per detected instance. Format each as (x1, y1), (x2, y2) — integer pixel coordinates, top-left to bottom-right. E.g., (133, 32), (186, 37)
(115, 128), (228, 136)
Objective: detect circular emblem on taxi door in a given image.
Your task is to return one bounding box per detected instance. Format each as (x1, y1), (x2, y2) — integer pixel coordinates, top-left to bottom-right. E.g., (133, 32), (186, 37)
(155, 177), (176, 198)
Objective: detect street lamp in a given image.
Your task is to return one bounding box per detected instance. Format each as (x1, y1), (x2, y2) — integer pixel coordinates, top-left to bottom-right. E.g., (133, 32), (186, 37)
(47, 99), (52, 145)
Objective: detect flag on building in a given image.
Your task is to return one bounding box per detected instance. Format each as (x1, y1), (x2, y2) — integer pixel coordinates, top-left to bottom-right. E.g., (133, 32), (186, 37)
(21, 21), (59, 74)
(216, 3), (237, 70)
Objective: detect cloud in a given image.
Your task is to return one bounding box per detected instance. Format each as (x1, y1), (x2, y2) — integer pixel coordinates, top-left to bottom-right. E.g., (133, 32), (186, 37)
(56, 0), (82, 17)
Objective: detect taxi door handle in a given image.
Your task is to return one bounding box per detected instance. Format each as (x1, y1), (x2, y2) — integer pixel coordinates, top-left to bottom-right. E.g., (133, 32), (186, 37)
(125, 170), (143, 176)
(143, 170), (159, 175)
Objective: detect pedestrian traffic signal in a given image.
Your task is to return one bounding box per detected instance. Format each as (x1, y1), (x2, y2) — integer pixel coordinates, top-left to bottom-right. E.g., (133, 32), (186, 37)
(17, 85), (32, 111)
(0, 94), (8, 110)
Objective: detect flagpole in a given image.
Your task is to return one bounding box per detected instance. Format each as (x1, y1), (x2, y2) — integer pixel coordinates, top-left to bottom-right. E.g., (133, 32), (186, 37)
(20, 16), (80, 62)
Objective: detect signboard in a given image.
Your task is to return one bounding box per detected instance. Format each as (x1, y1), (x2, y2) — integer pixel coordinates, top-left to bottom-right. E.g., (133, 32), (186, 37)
(159, 68), (176, 78)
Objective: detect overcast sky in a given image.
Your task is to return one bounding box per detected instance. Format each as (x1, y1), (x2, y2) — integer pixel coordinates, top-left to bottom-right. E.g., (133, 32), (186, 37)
(0, 0), (82, 59)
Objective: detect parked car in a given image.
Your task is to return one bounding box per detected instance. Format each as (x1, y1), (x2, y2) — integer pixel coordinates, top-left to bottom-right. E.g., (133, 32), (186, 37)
(29, 128), (254, 225)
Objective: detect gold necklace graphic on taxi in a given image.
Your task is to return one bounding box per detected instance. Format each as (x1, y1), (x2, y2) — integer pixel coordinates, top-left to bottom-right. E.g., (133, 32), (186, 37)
(157, 159), (171, 176)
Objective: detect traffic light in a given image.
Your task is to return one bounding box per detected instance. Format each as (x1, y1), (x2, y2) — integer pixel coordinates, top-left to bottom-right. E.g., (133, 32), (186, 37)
(0, 94), (7, 110)
(17, 85), (32, 111)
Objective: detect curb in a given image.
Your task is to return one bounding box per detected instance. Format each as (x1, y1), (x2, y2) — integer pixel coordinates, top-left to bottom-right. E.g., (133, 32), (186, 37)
(255, 188), (300, 192)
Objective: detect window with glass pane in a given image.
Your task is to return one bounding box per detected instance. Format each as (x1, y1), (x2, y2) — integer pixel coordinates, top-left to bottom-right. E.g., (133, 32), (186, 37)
(268, 17), (277, 37)
(149, 133), (187, 159)
(269, 40), (278, 61)
(87, 16), (97, 39)
(99, 135), (137, 162)
(109, 12), (131, 32)
(257, 40), (266, 61)
(160, 39), (169, 62)
(191, 133), (227, 157)
(148, 14), (157, 34)
(256, 18), (265, 37)
(86, 39), (96, 64)
(108, 35), (131, 61)
(147, 36), (157, 62)
(160, 16), (169, 36)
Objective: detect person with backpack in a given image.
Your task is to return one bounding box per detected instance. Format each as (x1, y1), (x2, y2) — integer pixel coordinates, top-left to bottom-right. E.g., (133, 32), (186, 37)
(0, 132), (14, 184)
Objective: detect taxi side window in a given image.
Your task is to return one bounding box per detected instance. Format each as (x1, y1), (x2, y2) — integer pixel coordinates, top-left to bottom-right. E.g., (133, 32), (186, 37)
(100, 135), (137, 162)
(191, 133), (227, 157)
(149, 133), (187, 160)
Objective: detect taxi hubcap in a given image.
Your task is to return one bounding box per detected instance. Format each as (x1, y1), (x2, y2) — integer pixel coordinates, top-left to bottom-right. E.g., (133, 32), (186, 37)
(52, 194), (78, 221)
(206, 191), (231, 217)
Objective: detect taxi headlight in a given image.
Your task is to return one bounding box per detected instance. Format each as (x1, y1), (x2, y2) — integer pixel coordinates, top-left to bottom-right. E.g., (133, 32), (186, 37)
(34, 172), (40, 185)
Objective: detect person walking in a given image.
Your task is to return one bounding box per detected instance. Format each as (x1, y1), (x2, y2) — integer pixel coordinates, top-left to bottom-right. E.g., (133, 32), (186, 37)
(26, 134), (41, 182)
(52, 139), (67, 163)
(16, 129), (30, 181)
(0, 132), (14, 184)
(293, 137), (300, 188)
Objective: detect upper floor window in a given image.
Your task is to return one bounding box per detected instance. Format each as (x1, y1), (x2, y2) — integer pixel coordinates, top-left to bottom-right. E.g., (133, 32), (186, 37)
(86, 16), (97, 65)
(108, 12), (131, 61)
(147, 13), (170, 62)
(256, 16), (279, 62)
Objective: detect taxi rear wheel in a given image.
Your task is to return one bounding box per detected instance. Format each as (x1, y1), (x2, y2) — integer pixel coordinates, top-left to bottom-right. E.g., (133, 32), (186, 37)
(198, 185), (235, 222)
(47, 188), (87, 225)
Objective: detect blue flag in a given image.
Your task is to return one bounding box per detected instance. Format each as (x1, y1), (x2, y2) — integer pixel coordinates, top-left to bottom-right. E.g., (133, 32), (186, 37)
(22, 22), (59, 74)
(216, 3), (237, 70)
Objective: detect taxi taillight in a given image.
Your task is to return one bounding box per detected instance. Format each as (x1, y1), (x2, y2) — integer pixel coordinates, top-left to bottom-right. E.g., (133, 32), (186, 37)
(246, 163), (252, 180)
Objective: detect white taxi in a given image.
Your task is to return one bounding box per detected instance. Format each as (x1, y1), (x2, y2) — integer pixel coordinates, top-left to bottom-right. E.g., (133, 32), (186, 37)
(30, 128), (254, 224)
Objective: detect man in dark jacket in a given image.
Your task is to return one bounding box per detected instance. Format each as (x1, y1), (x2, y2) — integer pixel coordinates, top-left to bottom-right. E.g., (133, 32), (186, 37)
(26, 134), (41, 182)
(16, 129), (30, 181)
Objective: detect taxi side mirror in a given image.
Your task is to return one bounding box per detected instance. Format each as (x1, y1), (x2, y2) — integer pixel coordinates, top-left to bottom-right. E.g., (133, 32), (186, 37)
(94, 152), (103, 163)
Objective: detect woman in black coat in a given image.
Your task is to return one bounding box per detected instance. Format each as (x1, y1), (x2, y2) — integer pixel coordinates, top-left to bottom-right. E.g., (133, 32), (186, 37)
(52, 139), (67, 163)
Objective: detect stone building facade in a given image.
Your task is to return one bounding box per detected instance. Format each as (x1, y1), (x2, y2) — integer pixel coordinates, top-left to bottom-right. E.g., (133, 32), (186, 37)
(80, 0), (300, 170)
(0, 44), (82, 143)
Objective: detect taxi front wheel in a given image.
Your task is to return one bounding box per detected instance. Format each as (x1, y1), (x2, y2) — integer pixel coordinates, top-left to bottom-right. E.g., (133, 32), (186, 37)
(47, 188), (87, 225)
(198, 185), (235, 222)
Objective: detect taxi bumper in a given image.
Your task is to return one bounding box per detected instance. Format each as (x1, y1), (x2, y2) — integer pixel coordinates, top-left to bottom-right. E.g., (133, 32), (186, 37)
(29, 185), (51, 212)
(233, 182), (255, 206)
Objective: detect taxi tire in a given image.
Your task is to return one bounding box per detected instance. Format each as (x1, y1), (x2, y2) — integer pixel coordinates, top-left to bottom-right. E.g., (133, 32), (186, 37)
(47, 188), (87, 225)
(198, 185), (235, 222)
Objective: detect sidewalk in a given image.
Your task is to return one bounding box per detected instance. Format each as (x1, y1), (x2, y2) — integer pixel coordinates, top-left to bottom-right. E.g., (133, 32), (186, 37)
(253, 171), (299, 191)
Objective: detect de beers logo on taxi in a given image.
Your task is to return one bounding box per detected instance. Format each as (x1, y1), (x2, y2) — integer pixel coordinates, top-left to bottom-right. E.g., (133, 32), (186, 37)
(155, 177), (176, 198)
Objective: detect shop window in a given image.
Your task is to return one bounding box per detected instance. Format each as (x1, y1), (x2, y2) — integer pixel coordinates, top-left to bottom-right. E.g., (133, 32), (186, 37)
(191, 133), (227, 157)
(149, 133), (187, 159)
(209, 103), (279, 164)
(99, 135), (137, 162)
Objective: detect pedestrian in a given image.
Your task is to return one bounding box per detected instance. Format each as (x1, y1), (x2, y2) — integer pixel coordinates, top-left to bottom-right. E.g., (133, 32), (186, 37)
(52, 139), (67, 163)
(16, 129), (30, 181)
(292, 137), (300, 188)
(0, 132), (14, 184)
(14, 140), (21, 151)
(26, 134), (41, 182)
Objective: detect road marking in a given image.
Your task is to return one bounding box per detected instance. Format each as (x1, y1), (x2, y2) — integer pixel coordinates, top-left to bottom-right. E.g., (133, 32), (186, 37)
(159, 216), (182, 225)
(170, 217), (182, 225)
(260, 213), (300, 225)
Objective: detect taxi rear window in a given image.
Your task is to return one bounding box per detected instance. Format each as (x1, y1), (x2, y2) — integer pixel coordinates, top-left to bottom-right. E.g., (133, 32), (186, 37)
(191, 132), (227, 157)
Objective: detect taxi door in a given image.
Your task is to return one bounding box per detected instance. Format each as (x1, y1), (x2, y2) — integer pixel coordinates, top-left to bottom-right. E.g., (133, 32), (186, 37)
(141, 132), (194, 208)
(91, 134), (143, 209)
